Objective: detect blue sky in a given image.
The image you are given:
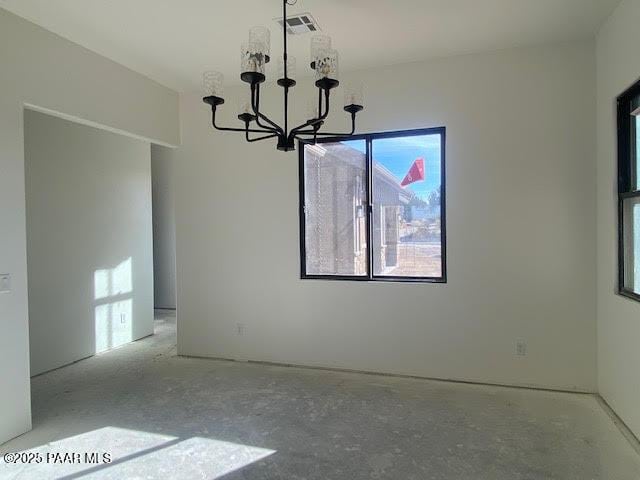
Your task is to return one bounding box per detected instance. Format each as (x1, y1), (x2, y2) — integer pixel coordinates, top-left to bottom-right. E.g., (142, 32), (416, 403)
(342, 135), (441, 200)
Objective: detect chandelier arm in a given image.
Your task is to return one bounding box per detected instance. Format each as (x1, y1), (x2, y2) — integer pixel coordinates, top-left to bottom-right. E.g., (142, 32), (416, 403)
(288, 88), (331, 139)
(294, 113), (357, 137)
(320, 86), (329, 118)
(251, 84), (283, 133)
(211, 109), (275, 134)
(245, 130), (279, 142)
(307, 87), (329, 126)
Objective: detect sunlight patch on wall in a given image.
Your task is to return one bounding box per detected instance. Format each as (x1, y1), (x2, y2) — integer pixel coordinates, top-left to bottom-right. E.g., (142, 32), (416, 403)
(94, 257), (132, 300)
(95, 299), (133, 353)
(94, 258), (134, 353)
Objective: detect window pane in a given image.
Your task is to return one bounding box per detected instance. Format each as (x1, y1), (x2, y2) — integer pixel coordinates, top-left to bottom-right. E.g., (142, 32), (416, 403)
(371, 134), (443, 278)
(622, 197), (640, 294)
(634, 108), (639, 189)
(633, 112), (640, 160)
(303, 140), (367, 276)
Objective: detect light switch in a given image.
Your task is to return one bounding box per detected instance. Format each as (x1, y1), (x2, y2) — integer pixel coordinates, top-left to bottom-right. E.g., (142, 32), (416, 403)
(0, 274), (11, 294)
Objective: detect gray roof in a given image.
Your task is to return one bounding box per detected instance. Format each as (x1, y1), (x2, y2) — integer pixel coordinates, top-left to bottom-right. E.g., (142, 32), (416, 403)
(306, 142), (414, 204)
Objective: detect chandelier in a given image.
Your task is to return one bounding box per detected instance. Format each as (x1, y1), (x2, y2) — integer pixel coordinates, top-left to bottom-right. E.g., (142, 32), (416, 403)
(202, 0), (364, 152)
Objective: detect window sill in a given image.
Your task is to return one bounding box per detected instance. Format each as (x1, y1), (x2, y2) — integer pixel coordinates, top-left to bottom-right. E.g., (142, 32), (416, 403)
(300, 274), (447, 284)
(617, 288), (640, 304)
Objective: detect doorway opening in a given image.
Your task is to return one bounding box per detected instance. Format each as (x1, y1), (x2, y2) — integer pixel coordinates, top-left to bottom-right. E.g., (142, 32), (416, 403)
(151, 144), (178, 343)
(24, 109), (177, 378)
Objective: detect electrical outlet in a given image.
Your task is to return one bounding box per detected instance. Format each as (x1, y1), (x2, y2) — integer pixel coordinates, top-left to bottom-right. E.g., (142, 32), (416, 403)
(516, 340), (527, 356)
(237, 323), (245, 336)
(0, 274), (11, 294)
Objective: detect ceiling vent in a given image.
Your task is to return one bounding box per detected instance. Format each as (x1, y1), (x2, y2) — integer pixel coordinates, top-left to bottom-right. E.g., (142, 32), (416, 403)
(274, 13), (321, 35)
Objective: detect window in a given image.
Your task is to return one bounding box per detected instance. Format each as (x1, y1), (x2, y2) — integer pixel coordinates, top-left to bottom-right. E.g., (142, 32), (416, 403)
(618, 80), (640, 300)
(299, 128), (446, 282)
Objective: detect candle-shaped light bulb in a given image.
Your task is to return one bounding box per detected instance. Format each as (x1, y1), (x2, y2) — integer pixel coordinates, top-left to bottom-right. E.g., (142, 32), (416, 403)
(315, 49), (339, 81)
(310, 34), (331, 67)
(203, 71), (224, 98)
(241, 41), (267, 74)
(249, 26), (270, 59)
(238, 98), (252, 115)
(344, 82), (364, 107)
(237, 92), (256, 122)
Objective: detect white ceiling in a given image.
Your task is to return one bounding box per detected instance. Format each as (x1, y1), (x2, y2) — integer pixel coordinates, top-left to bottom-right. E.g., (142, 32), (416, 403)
(0, 0), (620, 92)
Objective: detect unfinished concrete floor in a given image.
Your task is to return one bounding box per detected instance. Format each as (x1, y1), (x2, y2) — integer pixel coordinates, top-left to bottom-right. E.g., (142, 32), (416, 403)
(2, 310), (640, 480)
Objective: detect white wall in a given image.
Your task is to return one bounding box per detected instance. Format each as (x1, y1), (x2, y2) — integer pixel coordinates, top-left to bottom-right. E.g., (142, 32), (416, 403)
(152, 145), (177, 309)
(0, 8), (178, 444)
(174, 41), (597, 392)
(25, 110), (154, 376)
(596, 0), (640, 440)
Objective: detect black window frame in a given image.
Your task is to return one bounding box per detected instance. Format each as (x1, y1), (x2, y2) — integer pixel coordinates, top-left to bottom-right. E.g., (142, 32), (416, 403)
(617, 79), (640, 302)
(298, 127), (447, 283)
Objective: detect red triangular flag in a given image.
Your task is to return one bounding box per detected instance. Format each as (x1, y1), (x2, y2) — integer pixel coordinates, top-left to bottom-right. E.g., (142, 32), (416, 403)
(400, 157), (425, 187)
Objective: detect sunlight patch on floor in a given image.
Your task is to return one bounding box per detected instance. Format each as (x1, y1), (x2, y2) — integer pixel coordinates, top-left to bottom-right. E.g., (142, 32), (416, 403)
(0, 426), (275, 479)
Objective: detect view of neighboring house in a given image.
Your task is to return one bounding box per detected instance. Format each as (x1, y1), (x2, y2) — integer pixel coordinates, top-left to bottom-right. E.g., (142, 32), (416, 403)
(303, 141), (442, 277)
